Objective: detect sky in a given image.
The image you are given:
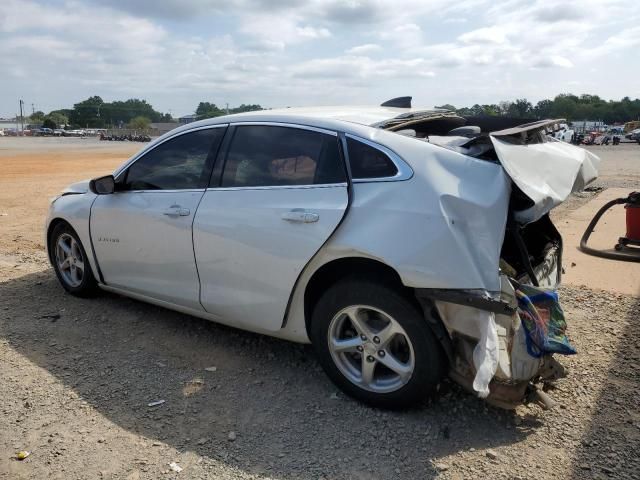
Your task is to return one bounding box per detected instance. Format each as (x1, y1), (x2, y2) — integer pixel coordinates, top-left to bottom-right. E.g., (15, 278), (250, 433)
(1, 0), (639, 117)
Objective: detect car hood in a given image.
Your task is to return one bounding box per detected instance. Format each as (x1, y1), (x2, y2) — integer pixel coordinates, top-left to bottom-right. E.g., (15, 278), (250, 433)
(61, 179), (91, 195)
(489, 120), (600, 224)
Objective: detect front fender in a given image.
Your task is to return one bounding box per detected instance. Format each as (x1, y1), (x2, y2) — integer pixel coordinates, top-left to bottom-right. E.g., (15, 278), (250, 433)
(46, 192), (101, 282)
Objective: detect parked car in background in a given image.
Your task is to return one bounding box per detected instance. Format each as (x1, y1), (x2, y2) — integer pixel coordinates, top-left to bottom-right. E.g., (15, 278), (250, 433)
(625, 128), (640, 141)
(45, 101), (599, 409)
(35, 127), (54, 136)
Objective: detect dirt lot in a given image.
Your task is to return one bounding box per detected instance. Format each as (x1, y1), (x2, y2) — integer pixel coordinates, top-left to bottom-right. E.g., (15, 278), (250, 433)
(1, 138), (639, 479)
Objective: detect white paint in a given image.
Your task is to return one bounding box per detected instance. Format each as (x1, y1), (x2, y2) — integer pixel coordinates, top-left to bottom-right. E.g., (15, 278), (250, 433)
(193, 185), (348, 332)
(490, 136), (600, 223)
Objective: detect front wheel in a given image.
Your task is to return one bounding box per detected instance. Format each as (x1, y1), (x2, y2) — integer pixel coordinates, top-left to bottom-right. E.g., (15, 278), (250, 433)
(310, 278), (446, 409)
(50, 222), (98, 297)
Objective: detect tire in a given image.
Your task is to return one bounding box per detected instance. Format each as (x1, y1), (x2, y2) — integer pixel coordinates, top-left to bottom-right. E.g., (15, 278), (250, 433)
(49, 222), (98, 297)
(310, 277), (446, 409)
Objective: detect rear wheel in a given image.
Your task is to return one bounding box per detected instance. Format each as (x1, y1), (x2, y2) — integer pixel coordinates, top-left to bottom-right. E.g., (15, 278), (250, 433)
(50, 223), (98, 296)
(310, 277), (446, 409)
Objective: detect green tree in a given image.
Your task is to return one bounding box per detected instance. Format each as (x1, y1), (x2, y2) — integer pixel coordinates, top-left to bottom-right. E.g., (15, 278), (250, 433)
(195, 102), (224, 119)
(68, 96), (170, 128)
(533, 100), (554, 118)
(507, 99), (533, 118)
(103, 99), (166, 126)
(69, 96), (104, 128)
(42, 118), (56, 129)
(45, 112), (69, 128)
(30, 111), (46, 123)
(455, 94), (640, 123)
(128, 116), (151, 130)
(229, 104), (263, 114)
(194, 102), (263, 119)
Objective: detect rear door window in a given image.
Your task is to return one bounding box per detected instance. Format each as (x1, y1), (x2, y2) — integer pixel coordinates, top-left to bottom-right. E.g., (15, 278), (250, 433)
(124, 128), (225, 191)
(221, 125), (345, 187)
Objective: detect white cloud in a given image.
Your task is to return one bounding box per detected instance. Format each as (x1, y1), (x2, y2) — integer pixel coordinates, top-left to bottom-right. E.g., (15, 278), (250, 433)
(289, 55), (433, 80)
(0, 0), (638, 116)
(458, 27), (507, 45)
(532, 55), (574, 69)
(590, 26), (640, 55)
(345, 43), (382, 55)
(296, 26), (332, 39)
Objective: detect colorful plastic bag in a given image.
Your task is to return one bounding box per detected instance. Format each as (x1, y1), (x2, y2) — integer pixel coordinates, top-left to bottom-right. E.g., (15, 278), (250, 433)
(516, 284), (576, 358)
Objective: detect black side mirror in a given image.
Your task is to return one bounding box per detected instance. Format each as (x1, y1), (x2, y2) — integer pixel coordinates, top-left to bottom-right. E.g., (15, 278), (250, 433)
(89, 175), (115, 195)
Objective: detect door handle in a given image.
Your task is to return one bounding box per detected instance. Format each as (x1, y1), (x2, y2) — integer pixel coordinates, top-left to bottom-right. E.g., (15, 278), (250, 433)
(281, 209), (319, 223)
(163, 205), (191, 217)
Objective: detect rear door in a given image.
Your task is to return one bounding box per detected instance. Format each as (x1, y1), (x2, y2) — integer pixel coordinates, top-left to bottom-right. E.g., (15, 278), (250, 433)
(90, 126), (226, 310)
(193, 123), (348, 332)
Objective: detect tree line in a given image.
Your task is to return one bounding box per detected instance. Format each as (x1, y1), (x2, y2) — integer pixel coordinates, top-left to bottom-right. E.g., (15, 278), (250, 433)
(195, 102), (263, 118)
(441, 94), (640, 124)
(26, 97), (264, 130)
(26, 96), (172, 130)
(25, 93), (640, 130)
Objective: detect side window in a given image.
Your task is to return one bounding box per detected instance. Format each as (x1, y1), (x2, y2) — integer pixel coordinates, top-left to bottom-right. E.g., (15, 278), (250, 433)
(347, 137), (398, 179)
(221, 126), (345, 187)
(124, 128), (225, 190)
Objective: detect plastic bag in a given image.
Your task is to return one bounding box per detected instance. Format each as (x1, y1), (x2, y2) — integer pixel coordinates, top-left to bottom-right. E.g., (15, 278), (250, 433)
(472, 311), (499, 398)
(516, 284), (576, 358)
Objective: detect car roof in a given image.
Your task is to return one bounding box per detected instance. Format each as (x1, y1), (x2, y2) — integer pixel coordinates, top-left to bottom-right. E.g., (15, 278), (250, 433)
(176, 105), (447, 132)
(226, 106), (441, 126)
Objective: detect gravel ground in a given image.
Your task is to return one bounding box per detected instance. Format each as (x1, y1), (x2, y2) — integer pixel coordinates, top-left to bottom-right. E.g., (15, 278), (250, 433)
(1, 255), (638, 480)
(0, 139), (638, 479)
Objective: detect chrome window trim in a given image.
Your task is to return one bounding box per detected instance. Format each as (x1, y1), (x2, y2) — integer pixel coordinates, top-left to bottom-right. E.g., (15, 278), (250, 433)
(113, 123), (229, 179)
(206, 182), (347, 192)
(345, 133), (414, 183)
(113, 189), (207, 194)
(212, 122), (343, 190)
(229, 121), (338, 137)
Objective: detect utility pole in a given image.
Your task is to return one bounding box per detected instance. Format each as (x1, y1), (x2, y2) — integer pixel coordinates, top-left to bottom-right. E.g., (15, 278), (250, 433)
(226, 103), (229, 114)
(19, 99), (24, 135)
(31, 103), (35, 116)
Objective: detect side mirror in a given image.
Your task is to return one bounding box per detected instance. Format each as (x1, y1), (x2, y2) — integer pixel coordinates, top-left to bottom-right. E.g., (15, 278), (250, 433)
(89, 175), (115, 195)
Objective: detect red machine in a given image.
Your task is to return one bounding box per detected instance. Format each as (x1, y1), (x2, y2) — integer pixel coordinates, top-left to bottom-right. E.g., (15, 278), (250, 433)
(617, 199), (640, 251)
(580, 192), (640, 262)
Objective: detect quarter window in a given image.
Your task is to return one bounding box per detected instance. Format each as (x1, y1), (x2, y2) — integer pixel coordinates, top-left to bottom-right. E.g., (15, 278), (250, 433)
(124, 128), (225, 190)
(221, 126), (345, 187)
(347, 137), (398, 179)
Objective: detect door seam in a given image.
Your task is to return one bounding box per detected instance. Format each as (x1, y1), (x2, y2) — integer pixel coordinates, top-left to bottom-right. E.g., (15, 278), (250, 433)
(191, 190), (208, 312)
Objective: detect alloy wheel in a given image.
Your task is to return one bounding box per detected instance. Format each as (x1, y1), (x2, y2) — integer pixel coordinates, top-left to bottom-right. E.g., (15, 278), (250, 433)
(55, 233), (85, 288)
(327, 305), (415, 393)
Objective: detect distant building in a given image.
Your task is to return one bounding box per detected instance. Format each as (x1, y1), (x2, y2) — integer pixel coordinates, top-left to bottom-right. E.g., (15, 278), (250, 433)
(0, 119), (20, 131)
(178, 114), (198, 125)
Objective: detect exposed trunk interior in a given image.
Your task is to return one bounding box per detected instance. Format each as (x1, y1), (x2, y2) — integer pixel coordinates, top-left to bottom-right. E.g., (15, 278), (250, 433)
(500, 213), (562, 287)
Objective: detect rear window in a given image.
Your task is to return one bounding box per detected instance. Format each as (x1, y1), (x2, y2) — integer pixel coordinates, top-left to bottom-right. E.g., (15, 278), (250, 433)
(347, 137), (398, 179)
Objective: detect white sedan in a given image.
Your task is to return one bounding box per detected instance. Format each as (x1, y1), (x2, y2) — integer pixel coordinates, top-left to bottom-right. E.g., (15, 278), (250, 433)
(46, 100), (599, 409)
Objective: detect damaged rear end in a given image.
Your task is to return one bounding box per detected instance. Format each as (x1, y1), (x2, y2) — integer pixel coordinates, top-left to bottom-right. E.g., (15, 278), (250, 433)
(386, 115), (600, 409)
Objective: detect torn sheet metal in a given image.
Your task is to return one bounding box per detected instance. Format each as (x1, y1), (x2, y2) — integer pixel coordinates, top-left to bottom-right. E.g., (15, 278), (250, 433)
(490, 118), (566, 137)
(490, 136), (600, 224)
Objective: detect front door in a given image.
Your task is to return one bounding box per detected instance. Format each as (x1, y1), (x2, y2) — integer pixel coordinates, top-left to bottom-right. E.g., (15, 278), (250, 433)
(91, 126), (226, 310)
(193, 124), (349, 332)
